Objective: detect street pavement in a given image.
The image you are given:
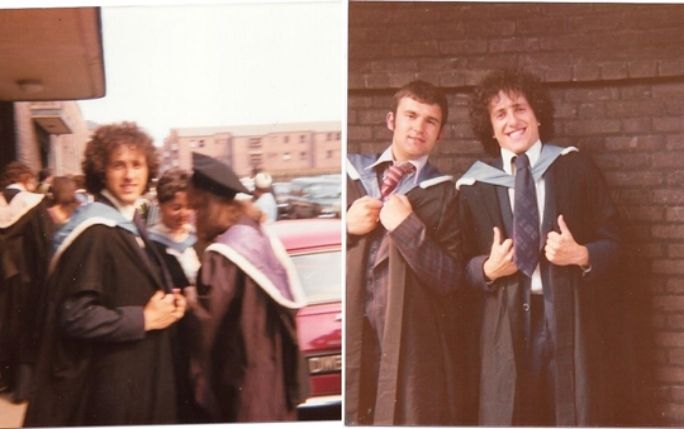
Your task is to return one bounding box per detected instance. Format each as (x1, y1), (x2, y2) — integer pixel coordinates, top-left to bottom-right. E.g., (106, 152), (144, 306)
(0, 393), (26, 428)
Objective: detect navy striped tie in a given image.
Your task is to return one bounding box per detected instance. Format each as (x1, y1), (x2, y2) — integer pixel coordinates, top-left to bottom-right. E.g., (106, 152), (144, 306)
(513, 154), (540, 277)
(380, 162), (415, 201)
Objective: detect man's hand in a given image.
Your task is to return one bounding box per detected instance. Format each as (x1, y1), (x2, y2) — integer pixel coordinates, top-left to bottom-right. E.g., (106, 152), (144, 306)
(379, 194), (412, 232)
(545, 214), (589, 266)
(483, 226), (518, 281)
(143, 290), (185, 331)
(347, 196), (382, 235)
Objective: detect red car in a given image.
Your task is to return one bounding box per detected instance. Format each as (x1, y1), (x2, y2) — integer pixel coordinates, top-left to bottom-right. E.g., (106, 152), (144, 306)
(267, 218), (342, 420)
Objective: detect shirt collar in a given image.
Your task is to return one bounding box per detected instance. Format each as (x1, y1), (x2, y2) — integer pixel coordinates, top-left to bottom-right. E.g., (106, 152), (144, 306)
(101, 189), (137, 221)
(501, 140), (542, 175)
(367, 146), (428, 181)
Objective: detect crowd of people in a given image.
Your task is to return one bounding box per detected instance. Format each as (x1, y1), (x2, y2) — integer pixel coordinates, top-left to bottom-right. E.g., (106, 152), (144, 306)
(0, 122), (308, 426)
(346, 68), (631, 426)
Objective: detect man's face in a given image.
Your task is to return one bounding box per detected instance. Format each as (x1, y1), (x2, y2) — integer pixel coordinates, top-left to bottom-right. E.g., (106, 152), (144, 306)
(160, 191), (193, 233)
(386, 96), (443, 162)
(489, 90), (540, 155)
(104, 144), (148, 205)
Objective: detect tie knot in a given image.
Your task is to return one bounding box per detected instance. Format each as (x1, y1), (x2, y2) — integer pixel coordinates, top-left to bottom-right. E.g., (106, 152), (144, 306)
(390, 161), (415, 176)
(514, 153), (530, 170)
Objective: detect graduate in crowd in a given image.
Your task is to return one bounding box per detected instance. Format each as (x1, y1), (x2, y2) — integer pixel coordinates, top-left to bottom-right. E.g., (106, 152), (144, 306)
(457, 68), (622, 425)
(253, 170), (278, 222)
(24, 122), (187, 427)
(0, 162), (51, 403)
(147, 167), (201, 423)
(46, 175), (79, 229)
(188, 152), (309, 422)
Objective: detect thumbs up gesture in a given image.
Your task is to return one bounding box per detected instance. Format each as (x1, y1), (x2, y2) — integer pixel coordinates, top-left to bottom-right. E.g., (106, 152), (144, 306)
(545, 214), (590, 267)
(483, 226), (518, 281)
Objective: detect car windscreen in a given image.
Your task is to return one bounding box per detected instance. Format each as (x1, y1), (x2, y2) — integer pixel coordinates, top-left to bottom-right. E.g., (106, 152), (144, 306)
(291, 250), (341, 304)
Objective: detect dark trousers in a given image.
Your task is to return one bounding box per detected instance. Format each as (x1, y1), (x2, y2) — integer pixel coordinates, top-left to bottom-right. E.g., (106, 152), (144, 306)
(514, 294), (556, 426)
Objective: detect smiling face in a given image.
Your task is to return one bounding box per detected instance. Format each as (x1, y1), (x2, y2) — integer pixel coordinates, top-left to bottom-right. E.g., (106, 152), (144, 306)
(488, 90), (540, 155)
(104, 144), (148, 205)
(160, 191), (193, 233)
(387, 96), (443, 162)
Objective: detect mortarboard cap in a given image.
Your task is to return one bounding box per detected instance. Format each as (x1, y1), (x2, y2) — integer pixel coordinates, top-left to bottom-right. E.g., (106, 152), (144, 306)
(191, 152), (251, 199)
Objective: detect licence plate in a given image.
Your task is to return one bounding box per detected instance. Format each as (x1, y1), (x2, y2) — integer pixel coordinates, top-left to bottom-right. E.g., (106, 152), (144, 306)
(308, 354), (342, 374)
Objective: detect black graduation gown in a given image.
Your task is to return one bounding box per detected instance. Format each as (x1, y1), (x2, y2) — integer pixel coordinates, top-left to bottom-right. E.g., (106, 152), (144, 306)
(24, 211), (177, 426)
(0, 189), (51, 391)
(457, 150), (622, 425)
(345, 167), (475, 426)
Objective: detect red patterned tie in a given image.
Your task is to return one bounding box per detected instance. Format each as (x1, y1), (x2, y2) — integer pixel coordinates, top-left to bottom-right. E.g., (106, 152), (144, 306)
(380, 162), (416, 200)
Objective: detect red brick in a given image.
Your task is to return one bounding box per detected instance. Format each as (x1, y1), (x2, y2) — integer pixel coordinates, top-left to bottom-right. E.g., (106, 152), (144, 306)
(572, 63), (601, 81)
(669, 314), (684, 328)
(628, 60), (658, 78)
(659, 58), (684, 77)
(600, 61), (629, 80)
(666, 135), (684, 151)
(357, 109), (388, 126)
(363, 73), (390, 89)
(604, 171), (663, 188)
(667, 278), (684, 294)
(370, 59), (418, 73)
(656, 402), (684, 425)
(605, 100), (664, 118)
(666, 208), (684, 222)
(564, 119), (621, 136)
(577, 103), (605, 119)
(655, 117), (684, 132)
(439, 39), (488, 55)
(653, 295), (684, 311)
(669, 245), (684, 259)
(621, 117), (653, 133)
(390, 41), (440, 58)
(653, 225), (684, 240)
(655, 366), (684, 383)
(669, 349), (684, 365)
(348, 125), (372, 142)
(388, 72), (419, 88)
(653, 153), (684, 169)
(653, 260), (684, 275)
(488, 37), (540, 54)
(605, 135), (664, 152)
(623, 206), (664, 222)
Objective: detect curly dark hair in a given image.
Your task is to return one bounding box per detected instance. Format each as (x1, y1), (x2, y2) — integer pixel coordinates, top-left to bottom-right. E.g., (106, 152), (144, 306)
(156, 167), (191, 204)
(392, 80), (449, 130)
(1, 161), (35, 189)
(470, 68), (555, 157)
(82, 122), (159, 195)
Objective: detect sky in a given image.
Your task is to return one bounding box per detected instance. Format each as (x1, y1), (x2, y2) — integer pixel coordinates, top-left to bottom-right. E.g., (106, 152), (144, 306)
(72, 0), (344, 145)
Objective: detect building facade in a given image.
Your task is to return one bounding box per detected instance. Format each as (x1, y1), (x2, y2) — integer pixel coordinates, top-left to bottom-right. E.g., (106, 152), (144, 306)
(160, 122), (341, 179)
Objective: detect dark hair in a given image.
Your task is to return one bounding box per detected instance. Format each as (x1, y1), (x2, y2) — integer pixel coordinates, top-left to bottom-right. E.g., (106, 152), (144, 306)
(51, 176), (77, 206)
(470, 68), (555, 157)
(82, 122), (159, 195)
(38, 168), (52, 182)
(392, 80), (449, 130)
(156, 168), (191, 204)
(1, 161), (34, 188)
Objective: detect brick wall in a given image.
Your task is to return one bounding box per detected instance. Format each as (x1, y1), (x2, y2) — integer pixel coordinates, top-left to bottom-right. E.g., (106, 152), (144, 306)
(349, 3), (684, 425)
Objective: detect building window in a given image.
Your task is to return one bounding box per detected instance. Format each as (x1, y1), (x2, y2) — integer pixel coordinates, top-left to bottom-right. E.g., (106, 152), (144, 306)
(300, 151), (307, 160)
(283, 152), (291, 161)
(284, 135), (289, 143)
(199, 139), (205, 148)
(249, 138), (262, 149)
(326, 150), (334, 159)
(299, 134), (306, 143)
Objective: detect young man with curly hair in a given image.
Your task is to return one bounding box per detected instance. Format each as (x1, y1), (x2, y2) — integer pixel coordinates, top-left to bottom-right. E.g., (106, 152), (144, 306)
(457, 69), (622, 425)
(25, 122), (187, 426)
